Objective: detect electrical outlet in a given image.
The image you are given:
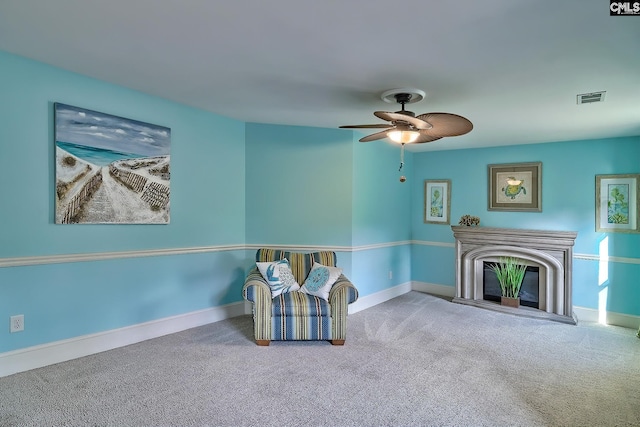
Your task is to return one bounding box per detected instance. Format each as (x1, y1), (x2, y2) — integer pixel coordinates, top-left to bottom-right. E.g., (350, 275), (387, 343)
(389, 270), (393, 279)
(10, 315), (24, 333)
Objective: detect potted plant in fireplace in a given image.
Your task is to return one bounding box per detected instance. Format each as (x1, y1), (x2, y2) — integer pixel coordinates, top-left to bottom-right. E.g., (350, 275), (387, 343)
(489, 256), (527, 308)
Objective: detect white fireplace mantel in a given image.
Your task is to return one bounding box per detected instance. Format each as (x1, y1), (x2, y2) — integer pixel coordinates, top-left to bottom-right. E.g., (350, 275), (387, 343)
(451, 226), (578, 324)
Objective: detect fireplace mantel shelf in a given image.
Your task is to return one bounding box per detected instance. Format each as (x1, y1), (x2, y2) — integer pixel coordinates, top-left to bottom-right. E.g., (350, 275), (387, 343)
(451, 226), (578, 250)
(451, 226), (578, 325)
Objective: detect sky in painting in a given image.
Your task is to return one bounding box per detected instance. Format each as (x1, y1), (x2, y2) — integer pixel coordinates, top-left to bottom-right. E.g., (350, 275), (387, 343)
(54, 103), (171, 157)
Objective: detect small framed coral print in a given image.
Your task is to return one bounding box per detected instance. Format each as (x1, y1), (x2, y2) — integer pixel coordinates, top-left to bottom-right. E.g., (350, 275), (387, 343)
(424, 179), (451, 224)
(596, 174), (640, 233)
(488, 162), (541, 212)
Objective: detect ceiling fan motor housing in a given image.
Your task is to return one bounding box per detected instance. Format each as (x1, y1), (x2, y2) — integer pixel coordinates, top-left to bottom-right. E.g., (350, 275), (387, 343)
(394, 93), (413, 104)
(394, 93), (416, 117)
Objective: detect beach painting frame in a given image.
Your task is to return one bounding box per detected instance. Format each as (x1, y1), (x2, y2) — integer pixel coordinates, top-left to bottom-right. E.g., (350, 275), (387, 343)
(595, 174), (640, 233)
(55, 103), (171, 224)
(424, 179), (451, 224)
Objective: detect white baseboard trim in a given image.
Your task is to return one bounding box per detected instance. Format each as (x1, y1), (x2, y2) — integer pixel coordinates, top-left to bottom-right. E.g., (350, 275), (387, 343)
(347, 281), (459, 314)
(573, 306), (640, 330)
(0, 302), (245, 378)
(348, 282), (412, 314)
(3, 287), (637, 379)
(0, 283), (433, 378)
(411, 281), (456, 298)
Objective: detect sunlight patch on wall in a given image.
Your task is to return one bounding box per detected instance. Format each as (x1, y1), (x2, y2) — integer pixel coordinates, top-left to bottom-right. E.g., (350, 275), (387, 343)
(598, 236), (609, 324)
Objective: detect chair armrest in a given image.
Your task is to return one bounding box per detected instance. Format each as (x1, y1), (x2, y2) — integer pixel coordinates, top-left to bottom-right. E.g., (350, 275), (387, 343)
(243, 267), (274, 343)
(242, 267), (271, 303)
(329, 274), (358, 306)
(328, 275), (357, 341)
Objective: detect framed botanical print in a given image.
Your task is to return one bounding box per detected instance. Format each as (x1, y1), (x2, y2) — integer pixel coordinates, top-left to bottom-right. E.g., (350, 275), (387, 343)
(596, 174), (639, 233)
(424, 179), (451, 224)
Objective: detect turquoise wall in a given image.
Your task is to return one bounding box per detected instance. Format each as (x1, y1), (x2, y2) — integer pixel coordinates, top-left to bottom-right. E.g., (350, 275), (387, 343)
(411, 136), (640, 317)
(245, 124), (413, 297)
(245, 123), (353, 247)
(352, 136), (413, 294)
(352, 138), (413, 246)
(0, 51), (248, 353)
(1, 250), (249, 351)
(0, 51), (246, 256)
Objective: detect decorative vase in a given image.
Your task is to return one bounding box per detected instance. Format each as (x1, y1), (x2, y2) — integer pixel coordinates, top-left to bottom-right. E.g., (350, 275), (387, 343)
(500, 296), (520, 308)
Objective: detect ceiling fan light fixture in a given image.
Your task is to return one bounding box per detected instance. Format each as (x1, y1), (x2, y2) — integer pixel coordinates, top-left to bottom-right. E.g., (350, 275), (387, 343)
(388, 129), (420, 144)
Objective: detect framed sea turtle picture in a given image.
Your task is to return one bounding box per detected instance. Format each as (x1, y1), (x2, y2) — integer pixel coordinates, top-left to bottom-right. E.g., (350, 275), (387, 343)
(487, 162), (541, 212)
(595, 174), (640, 233)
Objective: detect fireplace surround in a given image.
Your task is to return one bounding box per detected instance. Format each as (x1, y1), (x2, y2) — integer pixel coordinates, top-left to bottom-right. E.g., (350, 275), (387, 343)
(451, 226), (578, 324)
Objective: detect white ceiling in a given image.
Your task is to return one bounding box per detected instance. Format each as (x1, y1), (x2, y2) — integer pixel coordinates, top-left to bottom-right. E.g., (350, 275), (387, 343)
(1, 0), (638, 152)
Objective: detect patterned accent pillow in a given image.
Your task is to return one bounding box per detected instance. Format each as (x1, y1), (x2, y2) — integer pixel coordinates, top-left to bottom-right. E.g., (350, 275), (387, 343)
(300, 262), (342, 301)
(256, 258), (301, 298)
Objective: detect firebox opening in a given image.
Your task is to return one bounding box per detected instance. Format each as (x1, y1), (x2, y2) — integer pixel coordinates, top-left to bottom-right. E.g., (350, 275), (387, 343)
(483, 262), (540, 309)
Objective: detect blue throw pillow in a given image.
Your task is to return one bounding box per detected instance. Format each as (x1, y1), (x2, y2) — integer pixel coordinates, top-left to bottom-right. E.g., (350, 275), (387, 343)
(300, 262), (342, 301)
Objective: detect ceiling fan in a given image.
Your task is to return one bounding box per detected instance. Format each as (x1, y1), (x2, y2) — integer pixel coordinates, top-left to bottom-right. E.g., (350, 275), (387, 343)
(340, 88), (473, 144)
(340, 88), (473, 182)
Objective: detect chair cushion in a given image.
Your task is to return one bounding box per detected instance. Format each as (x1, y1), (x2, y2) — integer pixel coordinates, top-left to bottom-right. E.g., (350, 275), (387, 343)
(272, 291), (330, 317)
(271, 313), (332, 341)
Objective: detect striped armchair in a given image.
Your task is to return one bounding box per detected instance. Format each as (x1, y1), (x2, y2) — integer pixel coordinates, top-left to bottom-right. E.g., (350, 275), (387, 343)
(242, 248), (358, 346)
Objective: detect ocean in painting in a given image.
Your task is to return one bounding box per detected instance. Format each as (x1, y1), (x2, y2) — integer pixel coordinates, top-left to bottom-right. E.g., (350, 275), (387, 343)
(56, 141), (143, 166)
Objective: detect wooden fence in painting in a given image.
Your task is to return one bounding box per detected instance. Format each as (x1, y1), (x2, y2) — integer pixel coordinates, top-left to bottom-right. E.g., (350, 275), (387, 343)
(60, 171), (103, 224)
(110, 164), (170, 210)
(109, 165), (148, 192)
(141, 181), (170, 209)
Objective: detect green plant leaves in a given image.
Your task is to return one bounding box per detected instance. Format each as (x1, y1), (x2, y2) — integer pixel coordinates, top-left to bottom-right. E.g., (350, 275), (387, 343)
(489, 256), (527, 299)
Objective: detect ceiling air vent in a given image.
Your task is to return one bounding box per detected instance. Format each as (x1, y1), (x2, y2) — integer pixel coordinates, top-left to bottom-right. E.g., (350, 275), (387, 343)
(577, 91), (606, 104)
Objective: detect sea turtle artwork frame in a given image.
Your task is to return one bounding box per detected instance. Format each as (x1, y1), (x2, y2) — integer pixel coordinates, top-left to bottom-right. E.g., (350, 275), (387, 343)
(487, 162), (542, 212)
(424, 179), (451, 224)
(595, 174), (640, 233)
(54, 103), (171, 224)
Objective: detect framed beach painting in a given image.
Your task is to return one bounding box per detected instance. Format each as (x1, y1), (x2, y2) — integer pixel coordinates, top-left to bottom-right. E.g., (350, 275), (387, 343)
(595, 174), (640, 233)
(424, 179), (451, 224)
(488, 162), (541, 212)
(54, 103), (171, 224)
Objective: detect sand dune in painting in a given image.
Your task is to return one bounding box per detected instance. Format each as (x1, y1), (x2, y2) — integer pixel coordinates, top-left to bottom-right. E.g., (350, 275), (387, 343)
(55, 147), (170, 224)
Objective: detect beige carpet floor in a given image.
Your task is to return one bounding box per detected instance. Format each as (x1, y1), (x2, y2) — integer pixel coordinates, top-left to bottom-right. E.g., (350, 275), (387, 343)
(0, 291), (638, 426)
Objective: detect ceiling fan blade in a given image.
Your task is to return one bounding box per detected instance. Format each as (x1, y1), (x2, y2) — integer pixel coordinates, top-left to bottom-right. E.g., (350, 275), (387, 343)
(413, 131), (443, 144)
(359, 130), (391, 142)
(339, 124), (393, 129)
(415, 113), (473, 137)
(374, 111), (432, 130)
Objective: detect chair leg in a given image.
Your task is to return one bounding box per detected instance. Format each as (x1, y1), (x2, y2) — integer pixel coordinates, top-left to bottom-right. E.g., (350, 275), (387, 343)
(330, 339), (345, 346)
(256, 339), (270, 346)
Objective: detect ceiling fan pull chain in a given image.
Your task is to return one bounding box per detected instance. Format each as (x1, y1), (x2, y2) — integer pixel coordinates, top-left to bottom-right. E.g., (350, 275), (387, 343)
(398, 143), (407, 183)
